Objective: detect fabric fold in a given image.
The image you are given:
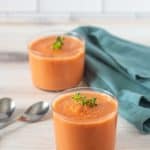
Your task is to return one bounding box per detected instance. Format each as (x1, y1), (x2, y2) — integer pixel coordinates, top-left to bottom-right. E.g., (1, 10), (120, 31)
(71, 26), (150, 133)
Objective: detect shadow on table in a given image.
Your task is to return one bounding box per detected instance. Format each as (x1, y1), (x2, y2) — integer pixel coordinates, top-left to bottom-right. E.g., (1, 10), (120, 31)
(0, 52), (28, 63)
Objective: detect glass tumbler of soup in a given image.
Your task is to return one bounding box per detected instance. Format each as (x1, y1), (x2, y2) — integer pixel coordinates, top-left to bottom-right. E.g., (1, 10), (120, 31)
(28, 32), (85, 91)
(52, 87), (118, 150)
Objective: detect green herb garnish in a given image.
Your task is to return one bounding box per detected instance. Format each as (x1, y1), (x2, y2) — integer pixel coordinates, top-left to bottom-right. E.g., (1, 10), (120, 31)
(72, 93), (97, 107)
(52, 36), (64, 50)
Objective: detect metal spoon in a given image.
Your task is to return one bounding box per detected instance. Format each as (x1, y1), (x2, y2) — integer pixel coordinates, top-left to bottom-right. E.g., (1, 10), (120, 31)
(0, 97), (16, 121)
(0, 101), (49, 129)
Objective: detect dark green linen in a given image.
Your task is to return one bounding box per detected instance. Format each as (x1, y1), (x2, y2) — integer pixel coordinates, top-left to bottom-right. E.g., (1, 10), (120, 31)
(71, 26), (150, 133)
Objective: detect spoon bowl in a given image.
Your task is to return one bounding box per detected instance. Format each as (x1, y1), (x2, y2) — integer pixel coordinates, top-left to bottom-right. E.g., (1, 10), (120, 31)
(0, 97), (16, 121)
(0, 100), (50, 129)
(22, 101), (50, 122)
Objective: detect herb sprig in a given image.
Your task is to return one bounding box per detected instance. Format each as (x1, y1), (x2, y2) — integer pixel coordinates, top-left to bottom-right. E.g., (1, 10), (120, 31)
(52, 36), (64, 50)
(72, 93), (97, 107)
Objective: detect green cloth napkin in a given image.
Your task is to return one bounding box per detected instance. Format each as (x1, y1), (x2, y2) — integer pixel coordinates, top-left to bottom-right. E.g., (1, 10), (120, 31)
(71, 26), (150, 133)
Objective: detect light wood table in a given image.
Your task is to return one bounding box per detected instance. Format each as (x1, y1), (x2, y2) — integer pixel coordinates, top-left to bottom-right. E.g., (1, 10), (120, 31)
(0, 21), (150, 150)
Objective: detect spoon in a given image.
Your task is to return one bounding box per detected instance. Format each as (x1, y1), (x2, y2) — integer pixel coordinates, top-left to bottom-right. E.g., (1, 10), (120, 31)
(0, 101), (49, 129)
(0, 97), (16, 121)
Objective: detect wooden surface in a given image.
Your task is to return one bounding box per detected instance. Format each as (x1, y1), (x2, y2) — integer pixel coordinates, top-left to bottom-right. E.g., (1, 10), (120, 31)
(0, 22), (150, 150)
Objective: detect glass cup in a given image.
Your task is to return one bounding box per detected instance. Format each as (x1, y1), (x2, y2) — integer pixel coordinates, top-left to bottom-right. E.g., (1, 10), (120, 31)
(28, 32), (85, 91)
(51, 87), (118, 150)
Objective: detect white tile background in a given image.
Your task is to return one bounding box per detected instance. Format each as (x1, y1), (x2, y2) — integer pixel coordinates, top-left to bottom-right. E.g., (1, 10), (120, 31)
(0, 0), (150, 23)
(0, 0), (37, 12)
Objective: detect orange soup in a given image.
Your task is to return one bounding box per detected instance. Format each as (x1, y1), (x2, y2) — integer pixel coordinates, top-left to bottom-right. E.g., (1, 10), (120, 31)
(28, 35), (85, 91)
(52, 88), (118, 150)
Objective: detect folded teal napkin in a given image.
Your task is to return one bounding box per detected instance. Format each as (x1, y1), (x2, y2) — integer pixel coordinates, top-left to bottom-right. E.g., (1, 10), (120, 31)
(72, 26), (150, 133)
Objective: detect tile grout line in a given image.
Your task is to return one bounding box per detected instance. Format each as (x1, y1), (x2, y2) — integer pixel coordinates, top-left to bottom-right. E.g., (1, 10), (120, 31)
(101, 0), (105, 14)
(36, 0), (40, 13)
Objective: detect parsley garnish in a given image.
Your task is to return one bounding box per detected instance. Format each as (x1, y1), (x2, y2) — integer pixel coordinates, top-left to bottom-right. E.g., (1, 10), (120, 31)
(72, 93), (97, 107)
(52, 36), (64, 50)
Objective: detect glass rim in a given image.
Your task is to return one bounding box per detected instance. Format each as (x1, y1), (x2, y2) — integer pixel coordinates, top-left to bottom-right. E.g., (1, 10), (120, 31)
(51, 87), (118, 124)
(28, 31), (85, 58)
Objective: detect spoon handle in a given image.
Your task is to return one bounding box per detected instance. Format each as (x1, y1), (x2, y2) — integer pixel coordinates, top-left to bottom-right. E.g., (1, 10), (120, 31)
(0, 115), (22, 129)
